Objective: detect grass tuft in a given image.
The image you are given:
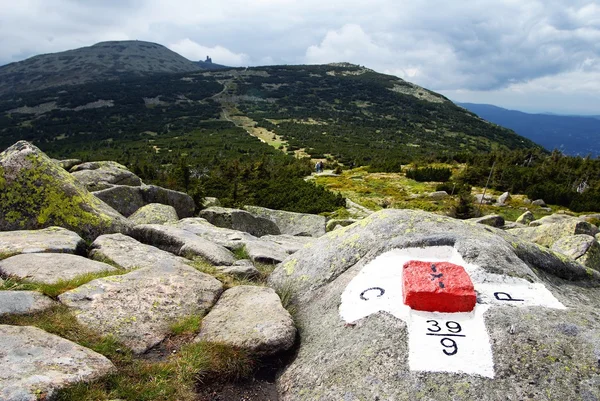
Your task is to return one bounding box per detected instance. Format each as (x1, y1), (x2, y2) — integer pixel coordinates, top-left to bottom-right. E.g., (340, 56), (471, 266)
(232, 246), (250, 260)
(275, 281), (297, 317)
(188, 258), (266, 288)
(170, 316), (202, 336)
(0, 270), (125, 298)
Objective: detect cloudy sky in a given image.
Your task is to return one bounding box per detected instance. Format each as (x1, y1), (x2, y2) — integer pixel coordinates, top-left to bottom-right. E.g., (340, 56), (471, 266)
(1, 0), (599, 115)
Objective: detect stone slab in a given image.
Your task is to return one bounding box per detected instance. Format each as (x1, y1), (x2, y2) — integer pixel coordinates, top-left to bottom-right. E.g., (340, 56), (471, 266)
(0, 253), (117, 284)
(0, 325), (115, 401)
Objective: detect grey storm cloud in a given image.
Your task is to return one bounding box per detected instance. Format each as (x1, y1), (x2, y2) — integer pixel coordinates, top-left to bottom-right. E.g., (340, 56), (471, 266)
(1, 0), (599, 113)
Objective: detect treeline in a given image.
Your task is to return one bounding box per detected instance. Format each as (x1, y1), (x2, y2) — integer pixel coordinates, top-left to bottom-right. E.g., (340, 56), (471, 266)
(406, 167), (451, 182)
(131, 155), (345, 214)
(453, 149), (600, 212)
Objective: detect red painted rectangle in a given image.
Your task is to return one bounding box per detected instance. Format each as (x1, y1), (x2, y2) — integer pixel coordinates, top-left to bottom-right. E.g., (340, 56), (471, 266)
(403, 260), (476, 313)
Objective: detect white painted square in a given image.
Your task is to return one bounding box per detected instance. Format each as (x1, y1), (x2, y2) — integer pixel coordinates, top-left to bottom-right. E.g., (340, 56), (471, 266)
(408, 306), (494, 378)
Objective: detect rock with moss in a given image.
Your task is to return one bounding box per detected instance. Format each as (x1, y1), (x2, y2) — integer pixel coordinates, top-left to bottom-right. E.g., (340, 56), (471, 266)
(215, 260), (260, 279)
(0, 291), (56, 316)
(91, 185), (145, 217)
(345, 198), (374, 218)
(199, 207), (280, 237)
(90, 233), (190, 270)
(244, 205), (326, 237)
(532, 199), (547, 206)
(141, 185), (195, 219)
(551, 234), (600, 271)
(0, 325), (116, 401)
(55, 158), (81, 171)
(515, 210), (535, 225)
(131, 224), (236, 266)
(196, 286), (295, 356)
(579, 214), (600, 226)
(529, 213), (577, 227)
(92, 184), (195, 218)
(0, 253), (118, 284)
(496, 191), (511, 205)
(428, 190), (448, 200)
(0, 141), (131, 241)
(268, 209), (600, 400)
(508, 220), (599, 248)
(59, 263), (223, 354)
(0, 227), (85, 259)
(128, 203), (179, 225)
(474, 193), (494, 204)
(469, 214), (505, 227)
(202, 197), (221, 208)
(70, 161), (142, 191)
(326, 218), (358, 232)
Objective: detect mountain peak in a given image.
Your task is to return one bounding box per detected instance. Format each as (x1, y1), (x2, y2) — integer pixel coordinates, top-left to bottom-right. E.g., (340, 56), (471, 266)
(0, 40), (203, 95)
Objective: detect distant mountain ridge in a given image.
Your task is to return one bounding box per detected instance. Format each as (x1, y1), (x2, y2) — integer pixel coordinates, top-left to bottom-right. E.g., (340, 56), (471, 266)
(458, 103), (600, 157)
(0, 40), (227, 95)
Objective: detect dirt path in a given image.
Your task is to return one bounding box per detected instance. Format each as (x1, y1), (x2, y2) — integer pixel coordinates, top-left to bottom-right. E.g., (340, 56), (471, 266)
(213, 79), (310, 159)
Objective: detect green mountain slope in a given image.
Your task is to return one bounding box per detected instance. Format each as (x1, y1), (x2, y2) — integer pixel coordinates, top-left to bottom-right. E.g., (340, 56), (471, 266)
(0, 63), (541, 166)
(0, 41), (203, 95)
(228, 64), (540, 168)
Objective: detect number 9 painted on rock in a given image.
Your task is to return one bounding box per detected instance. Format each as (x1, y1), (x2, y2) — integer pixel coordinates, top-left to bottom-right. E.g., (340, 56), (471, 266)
(441, 338), (458, 356)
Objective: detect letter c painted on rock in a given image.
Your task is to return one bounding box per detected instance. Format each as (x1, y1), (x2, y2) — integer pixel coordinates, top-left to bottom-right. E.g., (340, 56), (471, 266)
(360, 287), (385, 301)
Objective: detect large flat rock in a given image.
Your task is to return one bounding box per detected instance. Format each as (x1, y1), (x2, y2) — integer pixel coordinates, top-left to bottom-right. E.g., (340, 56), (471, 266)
(90, 233), (190, 270)
(245, 240), (289, 264)
(169, 218), (256, 250)
(0, 325), (115, 401)
(244, 205), (326, 237)
(196, 286), (295, 356)
(131, 224), (236, 266)
(0, 227), (85, 259)
(259, 234), (313, 254)
(0, 291), (56, 316)
(59, 264), (223, 354)
(0, 253), (118, 284)
(71, 161), (142, 191)
(268, 209), (600, 400)
(0, 141), (131, 241)
(171, 219), (306, 263)
(199, 207), (280, 237)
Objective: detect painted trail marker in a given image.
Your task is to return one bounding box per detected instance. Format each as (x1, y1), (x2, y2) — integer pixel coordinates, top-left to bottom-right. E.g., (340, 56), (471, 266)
(403, 260), (476, 313)
(339, 246), (566, 378)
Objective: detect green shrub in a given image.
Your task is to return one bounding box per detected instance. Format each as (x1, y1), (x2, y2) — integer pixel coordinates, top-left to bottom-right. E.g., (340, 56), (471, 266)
(406, 167), (451, 182)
